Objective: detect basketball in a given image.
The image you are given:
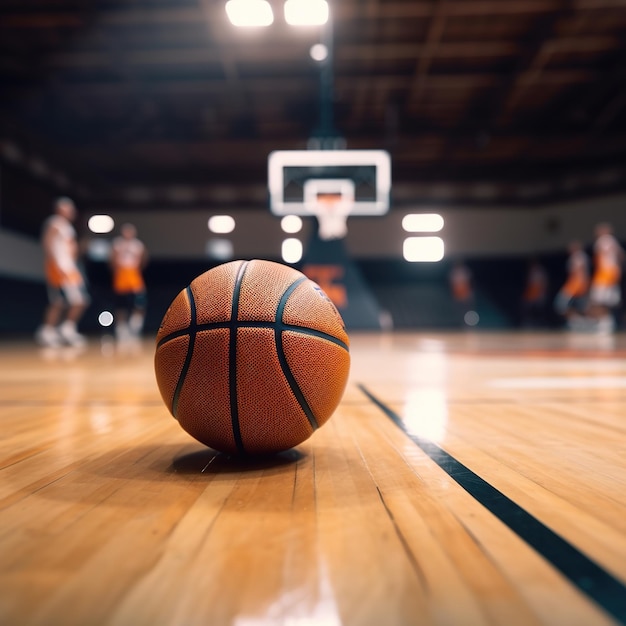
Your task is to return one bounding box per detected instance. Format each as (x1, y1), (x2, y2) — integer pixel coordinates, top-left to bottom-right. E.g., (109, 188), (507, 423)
(154, 259), (350, 455)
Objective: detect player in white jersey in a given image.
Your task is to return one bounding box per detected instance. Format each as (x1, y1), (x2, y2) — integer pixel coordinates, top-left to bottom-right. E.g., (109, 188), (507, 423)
(110, 223), (148, 344)
(588, 222), (624, 332)
(35, 197), (90, 347)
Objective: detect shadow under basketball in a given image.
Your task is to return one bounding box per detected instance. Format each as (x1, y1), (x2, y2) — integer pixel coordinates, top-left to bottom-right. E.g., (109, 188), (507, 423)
(170, 446), (305, 475)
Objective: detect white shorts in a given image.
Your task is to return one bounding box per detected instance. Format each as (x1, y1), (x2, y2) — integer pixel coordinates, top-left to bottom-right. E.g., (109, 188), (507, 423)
(589, 284), (620, 308)
(47, 282), (90, 307)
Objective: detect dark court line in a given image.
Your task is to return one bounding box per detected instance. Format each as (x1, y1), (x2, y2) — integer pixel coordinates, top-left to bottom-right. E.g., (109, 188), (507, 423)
(358, 384), (626, 625)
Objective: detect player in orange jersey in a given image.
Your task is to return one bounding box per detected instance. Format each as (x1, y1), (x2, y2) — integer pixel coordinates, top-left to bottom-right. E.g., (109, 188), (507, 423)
(522, 258), (548, 327)
(554, 240), (589, 326)
(110, 223), (148, 344)
(449, 261), (475, 325)
(35, 197), (90, 348)
(587, 222), (624, 332)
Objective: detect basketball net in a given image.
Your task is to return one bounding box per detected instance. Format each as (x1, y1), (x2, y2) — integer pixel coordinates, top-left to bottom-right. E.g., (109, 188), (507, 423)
(312, 193), (351, 241)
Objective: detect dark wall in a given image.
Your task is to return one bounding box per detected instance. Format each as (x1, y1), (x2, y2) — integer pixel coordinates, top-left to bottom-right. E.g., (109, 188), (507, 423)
(0, 276), (48, 334)
(0, 163), (62, 237)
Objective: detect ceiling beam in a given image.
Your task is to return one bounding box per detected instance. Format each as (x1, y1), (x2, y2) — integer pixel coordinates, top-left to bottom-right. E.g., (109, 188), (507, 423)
(0, 0), (597, 31)
(42, 43), (515, 70)
(407, 0), (450, 110)
(2, 68), (607, 102)
(199, 0), (242, 92)
(13, 35), (614, 78)
(492, 1), (578, 126)
(3, 1), (625, 31)
(0, 3), (578, 30)
(50, 130), (626, 159)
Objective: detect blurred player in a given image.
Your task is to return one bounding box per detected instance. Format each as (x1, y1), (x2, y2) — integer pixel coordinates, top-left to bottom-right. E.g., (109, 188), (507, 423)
(110, 223), (148, 344)
(522, 258), (548, 327)
(587, 222), (624, 332)
(554, 240), (589, 327)
(449, 260), (475, 325)
(35, 197), (90, 348)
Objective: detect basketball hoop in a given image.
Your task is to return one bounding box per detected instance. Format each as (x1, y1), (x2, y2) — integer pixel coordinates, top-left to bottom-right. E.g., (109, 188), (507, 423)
(304, 179), (354, 241)
(268, 149), (391, 240)
(268, 149), (391, 217)
(311, 192), (351, 240)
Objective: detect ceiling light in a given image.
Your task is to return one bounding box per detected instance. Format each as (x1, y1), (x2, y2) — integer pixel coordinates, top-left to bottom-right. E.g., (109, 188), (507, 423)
(403, 237), (444, 262)
(88, 214), (115, 234)
(208, 215), (236, 233)
(402, 213), (444, 233)
(86, 239), (112, 261)
(281, 215), (303, 233)
(205, 238), (234, 260)
(226, 0), (274, 27)
(282, 238), (303, 264)
(98, 311), (114, 328)
(310, 43), (328, 62)
(284, 0), (329, 26)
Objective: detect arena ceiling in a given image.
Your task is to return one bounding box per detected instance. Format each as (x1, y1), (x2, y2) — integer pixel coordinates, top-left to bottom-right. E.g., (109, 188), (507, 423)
(1, 0), (626, 212)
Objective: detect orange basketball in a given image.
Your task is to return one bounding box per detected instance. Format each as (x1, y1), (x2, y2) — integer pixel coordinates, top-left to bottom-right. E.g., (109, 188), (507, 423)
(154, 259), (350, 455)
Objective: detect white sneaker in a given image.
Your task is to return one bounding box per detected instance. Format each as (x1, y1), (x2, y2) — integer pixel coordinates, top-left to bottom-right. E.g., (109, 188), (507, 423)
(129, 312), (144, 337)
(596, 316), (615, 334)
(35, 325), (62, 348)
(58, 321), (87, 347)
(567, 316), (591, 332)
(115, 321), (131, 344)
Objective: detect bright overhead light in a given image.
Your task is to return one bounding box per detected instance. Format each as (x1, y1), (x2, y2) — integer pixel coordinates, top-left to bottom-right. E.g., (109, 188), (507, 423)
(86, 238), (112, 261)
(281, 215), (303, 233)
(205, 238), (234, 261)
(226, 0), (274, 27)
(88, 214), (115, 234)
(464, 310), (480, 327)
(282, 238), (303, 264)
(98, 311), (114, 328)
(402, 213), (444, 233)
(208, 215), (236, 234)
(310, 43), (328, 62)
(284, 0), (329, 26)
(403, 237), (445, 262)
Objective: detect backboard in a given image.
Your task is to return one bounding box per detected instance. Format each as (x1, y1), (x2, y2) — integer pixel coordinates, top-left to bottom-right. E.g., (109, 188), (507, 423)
(268, 149), (391, 217)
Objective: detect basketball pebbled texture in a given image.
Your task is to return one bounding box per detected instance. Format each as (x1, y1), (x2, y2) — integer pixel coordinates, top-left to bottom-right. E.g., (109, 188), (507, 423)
(154, 259), (350, 455)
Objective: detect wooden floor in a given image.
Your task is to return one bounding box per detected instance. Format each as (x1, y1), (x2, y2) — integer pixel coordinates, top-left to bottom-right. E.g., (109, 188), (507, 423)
(1, 331), (626, 626)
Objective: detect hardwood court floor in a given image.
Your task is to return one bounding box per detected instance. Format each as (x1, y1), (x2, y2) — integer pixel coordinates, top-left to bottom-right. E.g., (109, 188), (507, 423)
(0, 331), (625, 626)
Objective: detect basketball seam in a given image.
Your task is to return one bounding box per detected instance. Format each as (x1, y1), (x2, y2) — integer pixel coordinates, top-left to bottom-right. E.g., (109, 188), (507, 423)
(157, 321), (349, 352)
(274, 277), (319, 431)
(171, 285), (197, 419)
(229, 260), (248, 455)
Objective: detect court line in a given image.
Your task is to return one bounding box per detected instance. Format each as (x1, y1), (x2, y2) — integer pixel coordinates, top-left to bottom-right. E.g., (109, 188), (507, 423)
(358, 384), (626, 625)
